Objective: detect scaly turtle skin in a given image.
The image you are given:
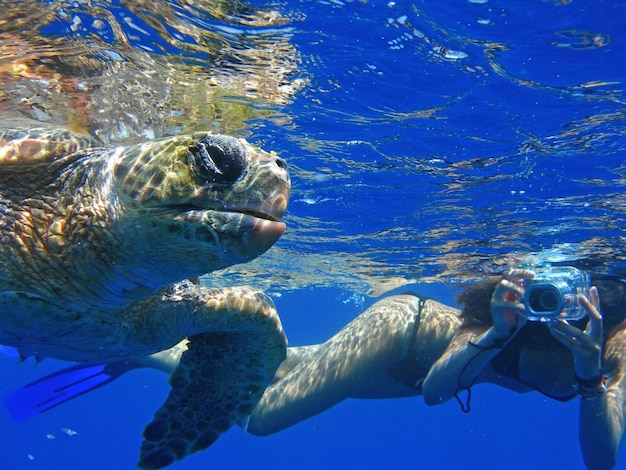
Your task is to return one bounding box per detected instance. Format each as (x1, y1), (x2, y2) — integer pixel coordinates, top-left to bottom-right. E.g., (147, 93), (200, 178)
(0, 119), (290, 468)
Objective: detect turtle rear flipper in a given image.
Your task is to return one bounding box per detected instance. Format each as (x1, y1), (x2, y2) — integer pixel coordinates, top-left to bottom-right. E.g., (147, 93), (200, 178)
(138, 288), (286, 469)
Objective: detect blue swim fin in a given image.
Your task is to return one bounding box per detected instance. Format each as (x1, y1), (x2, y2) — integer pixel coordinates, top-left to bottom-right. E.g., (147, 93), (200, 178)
(3, 361), (135, 421)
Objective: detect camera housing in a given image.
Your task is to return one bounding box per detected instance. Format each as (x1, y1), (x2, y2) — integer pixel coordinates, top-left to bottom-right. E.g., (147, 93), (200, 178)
(522, 266), (590, 321)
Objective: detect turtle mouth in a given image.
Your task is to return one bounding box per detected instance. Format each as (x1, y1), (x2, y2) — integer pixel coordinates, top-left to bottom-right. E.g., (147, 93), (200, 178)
(190, 191), (288, 223)
(175, 202), (285, 224)
(231, 208), (281, 222)
(166, 191), (285, 219)
(181, 205), (286, 259)
(156, 201), (286, 260)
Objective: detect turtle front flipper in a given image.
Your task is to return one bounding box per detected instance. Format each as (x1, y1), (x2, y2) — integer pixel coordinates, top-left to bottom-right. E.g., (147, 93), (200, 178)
(138, 286), (286, 469)
(0, 118), (99, 164)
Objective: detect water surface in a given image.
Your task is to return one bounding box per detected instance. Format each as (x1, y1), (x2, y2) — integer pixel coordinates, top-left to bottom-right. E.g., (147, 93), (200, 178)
(1, 0), (624, 468)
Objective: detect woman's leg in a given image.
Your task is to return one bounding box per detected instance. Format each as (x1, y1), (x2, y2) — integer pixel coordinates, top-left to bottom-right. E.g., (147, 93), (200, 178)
(247, 294), (425, 436)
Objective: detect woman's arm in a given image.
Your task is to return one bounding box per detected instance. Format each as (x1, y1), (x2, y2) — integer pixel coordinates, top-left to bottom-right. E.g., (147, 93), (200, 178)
(578, 325), (626, 470)
(421, 269), (532, 406)
(548, 286), (624, 470)
(421, 325), (510, 406)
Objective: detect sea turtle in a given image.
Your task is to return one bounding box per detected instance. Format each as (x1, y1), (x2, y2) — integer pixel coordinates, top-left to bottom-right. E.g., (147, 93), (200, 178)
(0, 118), (290, 468)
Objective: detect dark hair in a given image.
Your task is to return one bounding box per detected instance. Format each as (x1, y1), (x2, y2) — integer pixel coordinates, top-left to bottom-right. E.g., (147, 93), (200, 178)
(456, 277), (500, 327)
(592, 276), (626, 334)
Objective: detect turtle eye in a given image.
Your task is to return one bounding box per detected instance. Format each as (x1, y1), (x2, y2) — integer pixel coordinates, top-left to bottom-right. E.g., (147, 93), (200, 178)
(189, 135), (247, 183)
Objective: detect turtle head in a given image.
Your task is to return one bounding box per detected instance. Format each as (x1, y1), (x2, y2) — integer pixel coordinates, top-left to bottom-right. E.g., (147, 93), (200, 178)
(109, 133), (290, 282)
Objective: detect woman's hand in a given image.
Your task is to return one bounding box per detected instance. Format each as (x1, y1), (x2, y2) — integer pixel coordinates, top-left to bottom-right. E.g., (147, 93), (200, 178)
(549, 286), (603, 379)
(490, 269), (534, 339)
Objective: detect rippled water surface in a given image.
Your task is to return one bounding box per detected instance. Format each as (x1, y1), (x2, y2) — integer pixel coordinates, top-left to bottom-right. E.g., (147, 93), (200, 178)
(1, 0), (625, 468)
(262, 0), (626, 293)
(3, 0), (625, 295)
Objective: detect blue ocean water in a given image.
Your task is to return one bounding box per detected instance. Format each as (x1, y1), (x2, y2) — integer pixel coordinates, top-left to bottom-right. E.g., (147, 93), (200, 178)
(1, 0), (625, 469)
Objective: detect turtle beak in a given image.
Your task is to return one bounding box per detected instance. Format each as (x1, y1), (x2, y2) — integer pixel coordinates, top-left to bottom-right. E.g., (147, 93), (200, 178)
(245, 218), (286, 255)
(246, 185), (288, 254)
(222, 216), (285, 262)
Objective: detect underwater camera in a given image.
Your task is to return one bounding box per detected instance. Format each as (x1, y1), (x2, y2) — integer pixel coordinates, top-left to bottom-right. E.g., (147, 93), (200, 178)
(522, 266), (590, 321)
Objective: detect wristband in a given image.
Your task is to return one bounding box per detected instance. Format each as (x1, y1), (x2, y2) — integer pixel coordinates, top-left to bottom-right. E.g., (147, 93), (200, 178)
(576, 372), (607, 400)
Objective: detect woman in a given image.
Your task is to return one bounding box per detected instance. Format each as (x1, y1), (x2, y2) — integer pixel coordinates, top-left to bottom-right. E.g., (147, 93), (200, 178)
(421, 269), (625, 470)
(7, 269), (626, 469)
(248, 268), (626, 470)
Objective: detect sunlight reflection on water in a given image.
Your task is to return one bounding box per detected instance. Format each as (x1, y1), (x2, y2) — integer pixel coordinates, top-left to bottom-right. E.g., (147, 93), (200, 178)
(3, 0), (626, 297)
